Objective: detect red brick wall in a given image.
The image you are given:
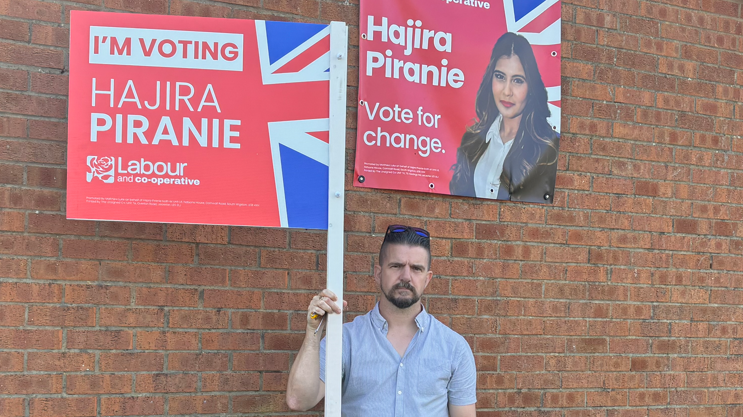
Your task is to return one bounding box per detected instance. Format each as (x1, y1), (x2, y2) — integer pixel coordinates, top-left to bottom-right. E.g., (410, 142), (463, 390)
(1, 0), (742, 415)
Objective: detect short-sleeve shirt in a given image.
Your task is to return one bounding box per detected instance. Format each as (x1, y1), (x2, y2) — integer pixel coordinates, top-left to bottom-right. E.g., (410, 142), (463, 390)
(319, 303), (477, 416)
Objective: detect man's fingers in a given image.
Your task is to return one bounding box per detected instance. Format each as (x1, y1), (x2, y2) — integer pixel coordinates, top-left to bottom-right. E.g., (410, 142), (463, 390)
(307, 290), (343, 325)
(316, 298), (342, 315)
(319, 289), (337, 301)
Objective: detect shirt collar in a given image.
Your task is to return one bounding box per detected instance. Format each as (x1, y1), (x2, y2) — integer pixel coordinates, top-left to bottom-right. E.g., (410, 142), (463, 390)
(371, 302), (430, 332)
(485, 114), (504, 144)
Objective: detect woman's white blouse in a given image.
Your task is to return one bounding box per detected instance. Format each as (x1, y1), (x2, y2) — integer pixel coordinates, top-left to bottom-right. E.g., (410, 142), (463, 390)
(474, 115), (514, 199)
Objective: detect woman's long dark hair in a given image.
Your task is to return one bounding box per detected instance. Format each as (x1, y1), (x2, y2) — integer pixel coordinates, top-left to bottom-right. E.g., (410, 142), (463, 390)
(450, 32), (556, 193)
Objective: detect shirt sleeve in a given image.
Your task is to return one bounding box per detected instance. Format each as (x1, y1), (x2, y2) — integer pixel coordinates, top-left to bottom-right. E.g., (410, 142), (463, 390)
(448, 337), (477, 406)
(319, 336), (327, 383)
(318, 332), (348, 384)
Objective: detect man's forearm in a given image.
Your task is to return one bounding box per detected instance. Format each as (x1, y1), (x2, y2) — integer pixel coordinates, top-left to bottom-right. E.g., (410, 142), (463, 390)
(286, 330), (325, 411)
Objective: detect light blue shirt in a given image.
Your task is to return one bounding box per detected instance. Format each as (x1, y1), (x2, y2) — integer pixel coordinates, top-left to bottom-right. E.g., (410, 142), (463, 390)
(320, 303), (477, 416)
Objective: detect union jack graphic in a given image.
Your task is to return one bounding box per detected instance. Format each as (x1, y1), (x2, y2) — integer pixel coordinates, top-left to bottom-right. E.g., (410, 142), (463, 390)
(505, 0), (562, 132)
(255, 21), (331, 229)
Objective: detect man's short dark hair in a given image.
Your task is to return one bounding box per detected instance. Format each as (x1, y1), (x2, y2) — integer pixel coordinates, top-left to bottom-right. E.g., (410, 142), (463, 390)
(378, 225), (431, 270)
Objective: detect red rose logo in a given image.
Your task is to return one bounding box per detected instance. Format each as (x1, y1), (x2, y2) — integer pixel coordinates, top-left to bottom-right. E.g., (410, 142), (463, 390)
(91, 157), (114, 175)
(86, 156), (115, 183)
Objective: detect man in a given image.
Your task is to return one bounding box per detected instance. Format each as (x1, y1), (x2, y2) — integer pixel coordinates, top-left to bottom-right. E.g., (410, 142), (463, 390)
(286, 225), (477, 416)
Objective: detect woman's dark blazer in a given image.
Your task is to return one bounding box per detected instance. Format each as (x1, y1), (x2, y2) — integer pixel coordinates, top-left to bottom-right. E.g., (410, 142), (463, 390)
(449, 129), (559, 204)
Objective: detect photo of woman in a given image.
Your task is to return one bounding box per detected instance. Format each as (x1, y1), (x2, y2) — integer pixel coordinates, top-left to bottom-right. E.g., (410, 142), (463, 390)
(449, 32), (559, 204)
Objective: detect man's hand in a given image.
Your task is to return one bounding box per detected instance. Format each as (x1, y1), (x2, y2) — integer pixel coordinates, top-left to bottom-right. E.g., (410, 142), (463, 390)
(307, 289), (347, 333)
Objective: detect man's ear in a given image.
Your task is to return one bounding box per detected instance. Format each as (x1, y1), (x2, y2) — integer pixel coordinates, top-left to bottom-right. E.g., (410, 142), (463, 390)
(374, 264), (382, 286)
(424, 270), (433, 289)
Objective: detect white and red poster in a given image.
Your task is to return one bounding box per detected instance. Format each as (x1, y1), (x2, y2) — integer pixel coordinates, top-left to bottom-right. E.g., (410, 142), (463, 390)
(354, 0), (561, 204)
(68, 12), (335, 228)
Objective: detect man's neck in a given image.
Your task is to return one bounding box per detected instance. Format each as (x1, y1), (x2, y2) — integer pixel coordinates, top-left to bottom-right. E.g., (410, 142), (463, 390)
(378, 299), (422, 331)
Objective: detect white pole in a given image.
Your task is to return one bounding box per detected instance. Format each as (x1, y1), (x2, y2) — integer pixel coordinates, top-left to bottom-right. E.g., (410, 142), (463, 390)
(325, 21), (348, 417)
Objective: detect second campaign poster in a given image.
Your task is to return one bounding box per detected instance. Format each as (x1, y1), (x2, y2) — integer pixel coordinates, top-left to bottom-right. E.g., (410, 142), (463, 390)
(354, 0), (562, 204)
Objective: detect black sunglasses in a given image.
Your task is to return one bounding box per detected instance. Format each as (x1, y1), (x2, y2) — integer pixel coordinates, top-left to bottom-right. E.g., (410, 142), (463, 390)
(385, 224), (430, 239)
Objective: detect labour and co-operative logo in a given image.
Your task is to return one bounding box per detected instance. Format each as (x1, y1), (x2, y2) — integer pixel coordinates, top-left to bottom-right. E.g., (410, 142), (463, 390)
(86, 156), (115, 183)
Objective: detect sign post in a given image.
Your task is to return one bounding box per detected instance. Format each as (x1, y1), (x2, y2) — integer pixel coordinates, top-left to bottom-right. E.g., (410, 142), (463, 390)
(324, 22), (348, 416)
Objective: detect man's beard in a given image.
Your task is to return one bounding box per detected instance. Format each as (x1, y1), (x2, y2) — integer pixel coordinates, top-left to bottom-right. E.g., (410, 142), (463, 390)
(383, 281), (420, 309)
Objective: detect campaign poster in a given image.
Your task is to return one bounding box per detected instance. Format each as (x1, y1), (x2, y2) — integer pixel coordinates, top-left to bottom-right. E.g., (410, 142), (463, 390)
(68, 12), (334, 229)
(354, 0), (561, 204)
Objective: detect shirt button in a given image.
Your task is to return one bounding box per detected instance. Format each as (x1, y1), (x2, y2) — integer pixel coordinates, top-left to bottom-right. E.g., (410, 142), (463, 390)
(398, 391), (402, 395)
(400, 363), (404, 367)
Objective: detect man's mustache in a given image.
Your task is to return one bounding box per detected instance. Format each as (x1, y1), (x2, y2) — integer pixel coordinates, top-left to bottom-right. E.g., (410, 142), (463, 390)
(392, 281), (415, 293)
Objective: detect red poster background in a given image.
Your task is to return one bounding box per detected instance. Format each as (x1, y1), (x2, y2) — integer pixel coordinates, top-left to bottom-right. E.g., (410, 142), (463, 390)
(354, 0), (560, 198)
(67, 12), (329, 227)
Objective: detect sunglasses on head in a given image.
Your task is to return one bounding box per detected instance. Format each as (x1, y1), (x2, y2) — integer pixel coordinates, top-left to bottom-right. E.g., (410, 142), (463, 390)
(385, 224), (430, 239)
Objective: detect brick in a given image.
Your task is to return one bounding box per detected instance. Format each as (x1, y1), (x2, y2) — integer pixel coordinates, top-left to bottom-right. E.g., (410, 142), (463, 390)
(169, 309), (228, 329)
(31, 25), (68, 49)
(131, 242), (194, 263)
(0, 282), (62, 303)
(103, 0), (167, 13)
(0, 211), (23, 232)
(572, 81), (613, 101)
(202, 332), (260, 350)
(199, 245), (258, 267)
(0, 90), (65, 119)
(0, 164), (23, 186)
(230, 227), (288, 247)
(0, 68), (26, 92)
(0, 374), (62, 394)
(30, 397), (96, 417)
(99, 307), (164, 327)
(25, 166), (66, 188)
(100, 397), (164, 416)
(575, 8), (617, 27)
(233, 311), (289, 330)
(66, 284), (130, 305)
(170, 0), (231, 17)
(500, 355), (544, 372)
(168, 353), (228, 371)
(0, 187), (61, 212)
(0, 139), (66, 165)
(0, 18), (29, 42)
(99, 222), (163, 240)
(0, 258), (26, 280)
(28, 306), (95, 327)
(137, 331), (198, 350)
(167, 224), (228, 243)
(168, 395), (229, 415)
(682, 45), (719, 64)
(0, 351), (23, 371)
(233, 352), (289, 371)
(30, 260), (97, 281)
(570, 118), (612, 137)
(66, 330), (132, 350)
(261, 249), (316, 269)
(100, 352), (164, 372)
(99, 262), (165, 284)
(203, 289), (262, 309)
(135, 373), (197, 393)
(67, 374), (132, 395)
(63, 239), (128, 261)
(135, 287), (198, 307)
(232, 269), (288, 288)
